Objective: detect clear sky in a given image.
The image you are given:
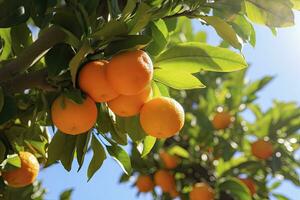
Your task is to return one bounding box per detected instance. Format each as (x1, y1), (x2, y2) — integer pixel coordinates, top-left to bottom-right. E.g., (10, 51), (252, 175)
(38, 13), (300, 200)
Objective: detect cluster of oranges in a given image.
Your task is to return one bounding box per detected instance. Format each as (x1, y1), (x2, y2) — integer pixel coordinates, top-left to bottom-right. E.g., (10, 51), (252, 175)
(51, 50), (185, 139)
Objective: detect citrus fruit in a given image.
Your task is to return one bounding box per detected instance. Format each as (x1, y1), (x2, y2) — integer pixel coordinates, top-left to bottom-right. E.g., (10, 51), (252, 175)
(154, 170), (176, 193)
(136, 175), (154, 193)
(108, 85), (152, 117)
(159, 150), (180, 169)
(212, 111), (232, 130)
(51, 95), (97, 135)
(106, 50), (153, 95)
(2, 152), (39, 188)
(78, 60), (119, 102)
(251, 139), (273, 160)
(189, 182), (214, 200)
(140, 97), (184, 138)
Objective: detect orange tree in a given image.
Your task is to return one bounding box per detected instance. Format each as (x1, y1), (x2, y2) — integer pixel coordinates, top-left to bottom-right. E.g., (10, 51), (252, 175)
(0, 0), (299, 199)
(122, 68), (300, 200)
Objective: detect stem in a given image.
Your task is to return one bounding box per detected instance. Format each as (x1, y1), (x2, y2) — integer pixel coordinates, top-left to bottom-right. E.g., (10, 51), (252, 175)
(0, 26), (68, 83)
(1, 69), (55, 94)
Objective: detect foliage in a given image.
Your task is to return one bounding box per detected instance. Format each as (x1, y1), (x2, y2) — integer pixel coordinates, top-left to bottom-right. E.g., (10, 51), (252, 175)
(0, 0), (299, 199)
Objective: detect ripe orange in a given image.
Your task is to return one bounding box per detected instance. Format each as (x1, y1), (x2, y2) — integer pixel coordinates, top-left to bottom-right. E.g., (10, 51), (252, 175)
(154, 170), (176, 193)
(2, 152), (39, 188)
(106, 50), (153, 95)
(239, 178), (256, 196)
(159, 150), (180, 169)
(136, 175), (154, 193)
(51, 95), (97, 135)
(212, 111), (232, 130)
(108, 85), (152, 117)
(78, 60), (119, 102)
(140, 97), (185, 138)
(189, 183), (214, 200)
(251, 139), (273, 160)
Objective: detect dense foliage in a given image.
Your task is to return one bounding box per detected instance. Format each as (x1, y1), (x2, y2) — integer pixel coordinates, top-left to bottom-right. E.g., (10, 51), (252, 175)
(0, 0), (299, 199)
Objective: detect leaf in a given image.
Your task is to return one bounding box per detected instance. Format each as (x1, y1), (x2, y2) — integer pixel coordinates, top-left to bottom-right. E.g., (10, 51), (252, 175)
(0, 28), (11, 60)
(231, 15), (256, 47)
(200, 16), (241, 49)
(218, 177), (252, 200)
(128, 3), (152, 34)
(116, 116), (146, 142)
(87, 134), (106, 181)
(10, 23), (32, 55)
(107, 144), (132, 175)
(46, 131), (68, 166)
(141, 136), (156, 157)
(121, 0), (137, 20)
(155, 42), (247, 73)
(0, 95), (17, 125)
(69, 40), (93, 86)
(1, 154), (21, 171)
(154, 68), (205, 90)
(0, 1), (31, 28)
(76, 131), (91, 171)
(59, 188), (73, 200)
(0, 140), (5, 163)
(168, 145), (189, 158)
(0, 87), (4, 112)
(92, 20), (128, 40)
(245, 0), (294, 27)
(104, 35), (152, 56)
(291, 0), (300, 10)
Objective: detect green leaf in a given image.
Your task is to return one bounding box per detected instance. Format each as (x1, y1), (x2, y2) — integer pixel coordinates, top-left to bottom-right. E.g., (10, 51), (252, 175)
(87, 134), (106, 181)
(128, 3), (152, 34)
(59, 188), (73, 200)
(92, 20), (128, 40)
(0, 140), (5, 163)
(116, 116), (146, 142)
(154, 68), (205, 90)
(291, 0), (300, 10)
(218, 177), (251, 200)
(146, 19), (169, 56)
(245, 0), (294, 27)
(231, 15), (256, 47)
(2, 154), (21, 170)
(200, 16), (242, 49)
(76, 131), (91, 171)
(272, 193), (290, 200)
(141, 136), (156, 157)
(0, 87), (4, 112)
(121, 0), (137, 20)
(10, 23), (32, 55)
(107, 144), (132, 175)
(155, 42), (247, 73)
(168, 145), (189, 158)
(0, 28), (11, 60)
(104, 35), (152, 56)
(69, 40), (93, 86)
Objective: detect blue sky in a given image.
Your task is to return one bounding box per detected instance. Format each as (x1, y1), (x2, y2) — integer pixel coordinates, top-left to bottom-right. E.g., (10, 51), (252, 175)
(38, 13), (300, 200)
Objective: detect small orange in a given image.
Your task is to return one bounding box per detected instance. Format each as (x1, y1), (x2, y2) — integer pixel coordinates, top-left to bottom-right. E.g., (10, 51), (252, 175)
(2, 152), (39, 188)
(108, 85), (152, 117)
(154, 170), (176, 193)
(251, 139), (273, 160)
(136, 175), (154, 193)
(106, 50), (153, 95)
(212, 111), (232, 130)
(239, 178), (256, 196)
(51, 95), (97, 135)
(159, 150), (180, 169)
(140, 97), (184, 138)
(189, 182), (214, 200)
(78, 60), (119, 102)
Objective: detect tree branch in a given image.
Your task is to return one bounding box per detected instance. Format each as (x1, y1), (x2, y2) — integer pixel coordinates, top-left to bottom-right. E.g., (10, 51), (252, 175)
(1, 69), (56, 94)
(0, 26), (68, 83)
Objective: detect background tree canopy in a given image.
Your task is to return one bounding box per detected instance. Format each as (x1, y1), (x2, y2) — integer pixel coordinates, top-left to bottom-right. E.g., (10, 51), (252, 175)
(0, 0), (299, 199)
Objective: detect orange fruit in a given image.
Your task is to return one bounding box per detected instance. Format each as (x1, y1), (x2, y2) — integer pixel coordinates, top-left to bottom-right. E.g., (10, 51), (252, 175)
(154, 170), (176, 193)
(239, 178), (256, 196)
(189, 183), (214, 200)
(251, 139), (273, 160)
(159, 150), (180, 169)
(106, 50), (153, 95)
(136, 175), (154, 193)
(169, 187), (180, 198)
(2, 152), (39, 188)
(212, 111), (232, 130)
(140, 97), (184, 138)
(51, 95), (97, 135)
(108, 85), (152, 117)
(78, 60), (119, 102)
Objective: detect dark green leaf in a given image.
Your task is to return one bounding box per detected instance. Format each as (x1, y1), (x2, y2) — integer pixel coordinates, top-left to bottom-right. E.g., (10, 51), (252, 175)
(107, 144), (132, 175)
